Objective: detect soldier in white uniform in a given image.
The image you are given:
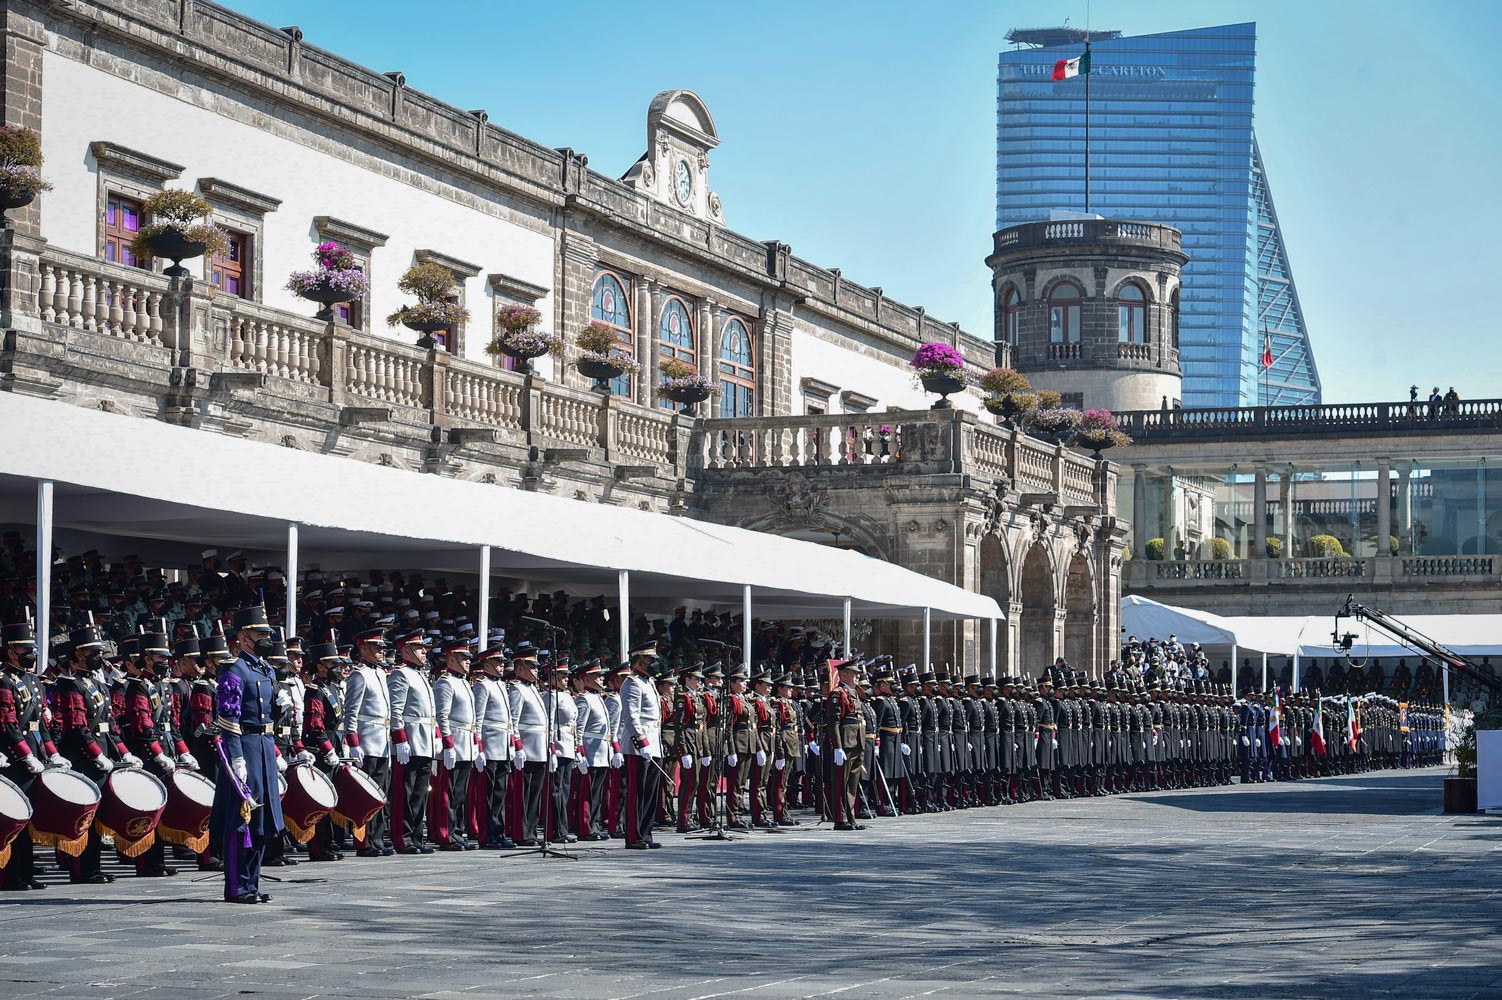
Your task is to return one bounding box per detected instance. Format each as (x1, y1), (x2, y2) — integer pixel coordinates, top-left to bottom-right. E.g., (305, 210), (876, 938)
(507, 646), (549, 846)
(472, 642), (517, 849)
(432, 640), (478, 851)
(619, 642), (664, 850)
(542, 663), (581, 844)
(342, 627), (393, 857)
(604, 663), (628, 837)
(386, 630), (437, 854)
(574, 661), (614, 841)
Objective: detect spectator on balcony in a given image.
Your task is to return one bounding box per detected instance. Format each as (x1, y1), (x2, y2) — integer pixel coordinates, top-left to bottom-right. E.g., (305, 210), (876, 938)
(1428, 387), (1442, 419)
(1444, 387), (1460, 417)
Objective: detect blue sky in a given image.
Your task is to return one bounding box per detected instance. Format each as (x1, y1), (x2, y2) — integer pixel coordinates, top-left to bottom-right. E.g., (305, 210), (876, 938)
(233, 0), (1500, 404)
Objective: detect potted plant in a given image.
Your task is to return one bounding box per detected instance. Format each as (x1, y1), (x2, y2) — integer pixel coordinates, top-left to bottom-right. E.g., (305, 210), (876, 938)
(287, 242), (370, 322)
(0, 125), (51, 227)
(573, 320), (641, 391)
(978, 367), (1040, 426)
(656, 356), (721, 415)
(128, 188), (230, 277)
(911, 342), (967, 409)
(1069, 408), (1133, 456)
(387, 262), (469, 349)
(1025, 405), (1083, 444)
(486, 304), (561, 374)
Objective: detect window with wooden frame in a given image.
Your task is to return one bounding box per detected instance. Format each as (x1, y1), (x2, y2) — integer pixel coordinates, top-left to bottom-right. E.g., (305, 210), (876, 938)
(592, 269), (635, 399)
(1001, 286), (1022, 347)
(1117, 282), (1147, 343)
(657, 295), (696, 410)
(1048, 281), (1083, 343)
(211, 230), (250, 298)
(104, 194), (144, 269)
(718, 317), (755, 417)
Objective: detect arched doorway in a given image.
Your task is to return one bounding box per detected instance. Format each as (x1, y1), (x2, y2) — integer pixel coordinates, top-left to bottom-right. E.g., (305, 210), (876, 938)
(1019, 543), (1055, 679)
(1063, 553), (1096, 677)
(979, 533), (1012, 674)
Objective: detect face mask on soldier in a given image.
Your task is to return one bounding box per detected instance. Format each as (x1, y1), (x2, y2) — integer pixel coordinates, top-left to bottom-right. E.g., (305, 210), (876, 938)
(252, 634), (277, 658)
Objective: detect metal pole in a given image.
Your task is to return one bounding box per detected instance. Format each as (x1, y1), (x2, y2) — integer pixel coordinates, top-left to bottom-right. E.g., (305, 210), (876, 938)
(1261, 651), (1268, 692)
(842, 596), (852, 658)
(922, 607), (932, 670)
(1083, 37), (1091, 214)
(1292, 651), (1300, 694)
(477, 545), (491, 646)
(1230, 642), (1238, 694)
(989, 617), (998, 676)
(285, 522), (299, 639)
(617, 570), (629, 663)
(36, 481), (52, 667)
(742, 586), (752, 672)
(1442, 663), (1451, 707)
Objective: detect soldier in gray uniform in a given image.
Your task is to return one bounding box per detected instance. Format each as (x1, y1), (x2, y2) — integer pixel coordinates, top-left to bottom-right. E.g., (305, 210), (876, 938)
(1034, 676), (1056, 800)
(919, 671), (944, 811)
(342, 627), (393, 857)
(898, 667), (923, 813)
(870, 662), (902, 816)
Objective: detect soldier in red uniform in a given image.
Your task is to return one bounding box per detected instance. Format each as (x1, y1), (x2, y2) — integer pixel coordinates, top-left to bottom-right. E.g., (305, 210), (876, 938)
(826, 659), (868, 831)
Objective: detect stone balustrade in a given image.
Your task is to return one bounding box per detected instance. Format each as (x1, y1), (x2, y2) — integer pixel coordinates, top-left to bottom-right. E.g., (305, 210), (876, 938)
(1118, 398), (1502, 442)
(1128, 552), (1502, 591)
(37, 246), (171, 346)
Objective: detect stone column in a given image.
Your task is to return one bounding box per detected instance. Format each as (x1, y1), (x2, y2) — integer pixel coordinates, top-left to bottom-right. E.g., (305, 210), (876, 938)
(1131, 465), (1148, 559)
(1397, 465), (1413, 552)
(1280, 468), (1295, 558)
(1375, 458), (1392, 554)
(1163, 473), (1179, 558)
(697, 297), (717, 384)
(1252, 463), (1268, 559)
(638, 279), (660, 405)
(0, 3), (45, 238)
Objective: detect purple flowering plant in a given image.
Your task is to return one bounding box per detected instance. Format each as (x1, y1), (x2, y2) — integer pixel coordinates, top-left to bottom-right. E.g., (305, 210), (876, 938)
(287, 241), (369, 298)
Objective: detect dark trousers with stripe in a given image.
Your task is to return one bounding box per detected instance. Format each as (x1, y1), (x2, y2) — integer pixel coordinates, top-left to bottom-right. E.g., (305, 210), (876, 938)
(625, 754), (661, 845)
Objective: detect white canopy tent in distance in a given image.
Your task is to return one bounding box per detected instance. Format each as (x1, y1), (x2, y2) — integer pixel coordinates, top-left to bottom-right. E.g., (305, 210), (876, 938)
(0, 392), (1003, 670)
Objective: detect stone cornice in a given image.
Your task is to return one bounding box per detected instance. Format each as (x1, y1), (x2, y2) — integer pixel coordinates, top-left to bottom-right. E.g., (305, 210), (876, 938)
(415, 249), (482, 279)
(487, 272), (549, 303)
(198, 177), (282, 216)
(800, 377), (840, 400)
(313, 216), (389, 254)
(89, 141), (183, 184)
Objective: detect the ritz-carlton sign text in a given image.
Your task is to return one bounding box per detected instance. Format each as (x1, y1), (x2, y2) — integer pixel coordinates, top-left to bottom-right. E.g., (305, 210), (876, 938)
(1010, 64), (1169, 79)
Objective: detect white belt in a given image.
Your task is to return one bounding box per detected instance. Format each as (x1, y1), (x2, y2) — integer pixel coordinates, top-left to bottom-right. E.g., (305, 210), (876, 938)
(518, 724), (548, 734)
(581, 727), (610, 738)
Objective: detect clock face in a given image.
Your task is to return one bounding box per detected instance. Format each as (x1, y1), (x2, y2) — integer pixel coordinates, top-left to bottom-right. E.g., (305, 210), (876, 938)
(674, 159), (693, 205)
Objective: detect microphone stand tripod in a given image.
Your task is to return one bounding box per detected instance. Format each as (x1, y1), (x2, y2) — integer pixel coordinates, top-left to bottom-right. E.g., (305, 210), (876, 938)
(500, 617), (575, 862)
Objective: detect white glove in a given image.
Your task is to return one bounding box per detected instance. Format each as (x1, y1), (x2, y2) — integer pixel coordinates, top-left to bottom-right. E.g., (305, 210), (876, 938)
(548, 756), (558, 773)
(476, 752), (487, 769)
(349, 743), (365, 765)
(967, 743), (974, 752)
(154, 753), (177, 774)
(176, 752), (199, 770)
(295, 750), (315, 766)
(726, 753), (739, 767)
(323, 748), (339, 767)
(1254, 739), (1262, 749)
(609, 751), (623, 768)
(774, 758), (786, 770)
(24, 754), (44, 775)
(574, 757), (588, 774)
(1052, 740), (1060, 751)
(808, 742), (820, 756)
(442, 747), (457, 770)
(0, 752), (8, 770)
(900, 743), (911, 757)
(276, 753), (288, 775)
(515, 749), (527, 767)
(755, 750), (767, 767)
(833, 748), (846, 766)
(232, 757), (249, 784)
(394, 742), (412, 765)
(699, 755), (712, 766)
(120, 752), (143, 768)
(680, 754), (694, 769)
(1240, 736), (1250, 747)
(48, 752), (70, 770)
(95, 754), (115, 774)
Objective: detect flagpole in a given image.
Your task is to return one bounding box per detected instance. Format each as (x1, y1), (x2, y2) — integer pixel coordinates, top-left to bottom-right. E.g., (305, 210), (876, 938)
(1084, 34), (1091, 214)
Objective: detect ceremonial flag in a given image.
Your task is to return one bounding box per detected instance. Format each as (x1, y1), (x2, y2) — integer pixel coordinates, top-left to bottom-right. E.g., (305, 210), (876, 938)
(1346, 698), (1360, 752)
(1261, 332), (1274, 370)
(1268, 688), (1282, 748)
(1053, 50), (1091, 81)
(1310, 700), (1326, 754)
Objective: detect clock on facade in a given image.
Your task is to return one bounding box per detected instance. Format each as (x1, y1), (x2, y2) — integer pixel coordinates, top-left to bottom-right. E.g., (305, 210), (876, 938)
(673, 159), (693, 205)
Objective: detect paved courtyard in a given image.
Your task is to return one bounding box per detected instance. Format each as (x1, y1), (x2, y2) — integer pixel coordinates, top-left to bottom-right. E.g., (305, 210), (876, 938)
(0, 767), (1496, 1000)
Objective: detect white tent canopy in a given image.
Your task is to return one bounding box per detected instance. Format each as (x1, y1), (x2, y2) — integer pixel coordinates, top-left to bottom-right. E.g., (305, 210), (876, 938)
(0, 392), (999, 622)
(1122, 595), (1502, 660)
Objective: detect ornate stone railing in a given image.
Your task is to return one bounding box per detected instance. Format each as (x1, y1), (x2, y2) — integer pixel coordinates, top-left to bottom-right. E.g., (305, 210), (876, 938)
(1149, 560), (1245, 581)
(1118, 399), (1502, 442)
(1400, 555), (1496, 578)
(1277, 557), (1370, 580)
(37, 246), (171, 346)
(536, 383), (604, 448)
(992, 219), (1184, 255)
(346, 337), (427, 410)
(227, 301), (326, 385)
(443, 358), (525, 430)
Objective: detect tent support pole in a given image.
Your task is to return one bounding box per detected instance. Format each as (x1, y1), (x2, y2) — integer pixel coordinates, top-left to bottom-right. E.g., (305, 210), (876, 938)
(1261, 652), (1267, 692)
(989, 617), (998, 676)
(35, 481), (52, 663)
(843, 597), (852, 658)
(1230, 643), (1238, 694)
(1442, 663), (1450, 707)
(743, 586), (752, 672)
(617, 571), (629, 662)
(477, 545), (491, 646)
(922, 607), (932, 670)
(285, 522), (299, 638)
(1292, 652), (1300, 693)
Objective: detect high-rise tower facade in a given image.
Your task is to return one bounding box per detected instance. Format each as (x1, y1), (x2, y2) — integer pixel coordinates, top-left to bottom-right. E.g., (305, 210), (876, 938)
(997, 23), (1320, 407)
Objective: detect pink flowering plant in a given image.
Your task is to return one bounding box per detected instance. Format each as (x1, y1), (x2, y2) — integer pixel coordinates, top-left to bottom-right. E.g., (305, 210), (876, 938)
(573, 320), (641, 375)
(486, 304), (563, 359)
(910, 342), (967, 380)
(655, 357), (722, 398)
(1025, 406), (1084, 437)
(1070, 408), (1133, 449)
(287, 241), (370, 298)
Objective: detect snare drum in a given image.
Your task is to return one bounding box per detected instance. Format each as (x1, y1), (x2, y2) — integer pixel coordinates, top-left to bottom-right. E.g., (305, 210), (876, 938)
(27, 769), (100, 857)
(331, 762), (385, 829)
(158, 769), (215, 852)
(281, 763), (338, 843)
(0, 774), (34, 867)
(95, 768), (167, 858)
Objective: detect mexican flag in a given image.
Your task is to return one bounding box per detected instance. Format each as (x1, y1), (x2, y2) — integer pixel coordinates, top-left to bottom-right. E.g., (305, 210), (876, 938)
(1346, 698), (1361, 752)
(1268, 689), (1282, 748)
(1310, 700), (1326, 754)
(1053, 51), (1091, 81)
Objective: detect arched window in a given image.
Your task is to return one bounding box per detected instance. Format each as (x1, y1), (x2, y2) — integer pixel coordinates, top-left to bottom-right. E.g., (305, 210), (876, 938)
(1118, 283), (1146, 343)
(1169, 288), (1180, 350)
(1002, 287), (1022, 347)
(658, 296), (696, 409)
(1048, 282), (1082, 343)
(591, 269), (634, 397)
(718, 317), (755, 417)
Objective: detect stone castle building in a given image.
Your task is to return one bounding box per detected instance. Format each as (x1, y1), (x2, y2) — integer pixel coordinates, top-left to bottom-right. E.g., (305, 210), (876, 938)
(0, 0), (1122, 672)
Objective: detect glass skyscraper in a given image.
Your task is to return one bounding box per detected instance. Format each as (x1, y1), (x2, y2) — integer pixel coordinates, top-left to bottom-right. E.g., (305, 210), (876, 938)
(996, 23), (1320, 408)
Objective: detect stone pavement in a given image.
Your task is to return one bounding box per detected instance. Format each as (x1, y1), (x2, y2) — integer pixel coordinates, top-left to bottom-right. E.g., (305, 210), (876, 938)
(1, 767), (1496, 1000)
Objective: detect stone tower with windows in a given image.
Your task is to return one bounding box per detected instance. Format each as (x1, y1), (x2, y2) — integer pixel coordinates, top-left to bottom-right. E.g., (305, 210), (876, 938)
(986, 218), (1187, 412)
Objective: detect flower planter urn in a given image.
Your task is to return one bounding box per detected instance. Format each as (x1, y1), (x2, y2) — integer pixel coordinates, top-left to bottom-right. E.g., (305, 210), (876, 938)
(662, 384), (711, 415)
(920, 373), (965, 409)
(577, 357), (628, 392)
(0, 189), (35, 230)
(498, 343), (549, 375)
(144, 226), (209, 278)
(296, 279), (356, 322)
(402, 316), (450, 350)
(1078, 435), (1116, 458)
(984, 394), (1020, 426)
